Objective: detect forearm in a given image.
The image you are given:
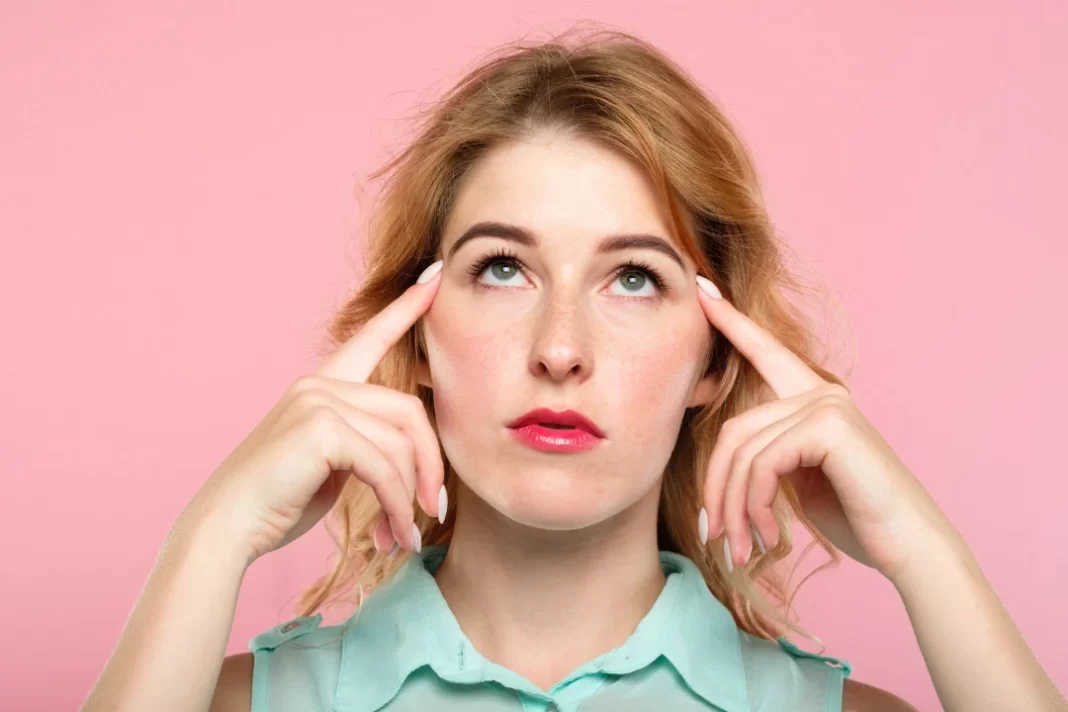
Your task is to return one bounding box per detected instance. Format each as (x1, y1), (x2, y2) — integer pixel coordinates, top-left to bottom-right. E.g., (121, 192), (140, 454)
(80, 512), (249, 712)
(891, 528), (1066, 711)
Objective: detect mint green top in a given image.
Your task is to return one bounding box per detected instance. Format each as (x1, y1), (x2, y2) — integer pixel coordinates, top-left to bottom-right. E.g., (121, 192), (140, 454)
(249, 544), (852, 711)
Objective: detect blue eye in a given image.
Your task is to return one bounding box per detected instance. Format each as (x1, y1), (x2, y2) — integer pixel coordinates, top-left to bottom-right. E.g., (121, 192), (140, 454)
(609, 268), (656, 297)
(467, 248), (529, 287)
(466, 249), (669, 298)
(607, 259), (668, 298)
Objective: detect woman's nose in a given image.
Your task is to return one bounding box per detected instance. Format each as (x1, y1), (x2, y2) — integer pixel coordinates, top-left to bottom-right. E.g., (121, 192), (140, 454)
(527, 297), (593, 383)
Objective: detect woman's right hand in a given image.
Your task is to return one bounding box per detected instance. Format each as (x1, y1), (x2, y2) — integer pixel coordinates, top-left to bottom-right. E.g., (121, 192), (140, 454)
(183, 260), (446, 568)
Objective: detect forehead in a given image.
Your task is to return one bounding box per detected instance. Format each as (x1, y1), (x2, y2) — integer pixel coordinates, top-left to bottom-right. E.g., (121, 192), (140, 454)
(441, 134), (678, 251)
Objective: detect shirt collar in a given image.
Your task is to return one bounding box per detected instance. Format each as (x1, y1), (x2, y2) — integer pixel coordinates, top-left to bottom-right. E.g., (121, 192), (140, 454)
(334, 544), (750, 712)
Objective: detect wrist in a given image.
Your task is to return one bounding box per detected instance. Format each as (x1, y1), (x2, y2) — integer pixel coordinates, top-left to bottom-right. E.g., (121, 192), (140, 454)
(887, 523), (974, 596)
(171, 498), (258, 573)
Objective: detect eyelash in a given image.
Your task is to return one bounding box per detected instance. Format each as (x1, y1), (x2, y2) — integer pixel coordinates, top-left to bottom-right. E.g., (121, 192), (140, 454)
(465, 247), (670, 296)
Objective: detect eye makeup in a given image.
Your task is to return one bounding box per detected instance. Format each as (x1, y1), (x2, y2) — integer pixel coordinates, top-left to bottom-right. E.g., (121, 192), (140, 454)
(464, 247), (672, 299)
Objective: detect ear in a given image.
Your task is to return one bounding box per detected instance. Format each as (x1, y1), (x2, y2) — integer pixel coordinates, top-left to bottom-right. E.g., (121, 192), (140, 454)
(415, 356), (432, 389)
(686, 370), (719, 408)
(414, 323), (433, 389)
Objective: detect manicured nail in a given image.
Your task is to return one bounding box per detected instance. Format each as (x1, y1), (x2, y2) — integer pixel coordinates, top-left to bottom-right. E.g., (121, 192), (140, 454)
(437, 485), (448, 525)
(697, 507), (709, 545)
(417, 260), (444, 284)
(412, 523), (422, 553)
(387, 541), (399, 558)
(723, 537), (733, 574)
(696, 275), (722, 299)
(753, 526), (766, 554)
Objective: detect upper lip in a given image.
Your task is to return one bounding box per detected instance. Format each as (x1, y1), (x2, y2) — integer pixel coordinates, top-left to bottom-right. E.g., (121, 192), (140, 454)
(507, 408), (606, 438)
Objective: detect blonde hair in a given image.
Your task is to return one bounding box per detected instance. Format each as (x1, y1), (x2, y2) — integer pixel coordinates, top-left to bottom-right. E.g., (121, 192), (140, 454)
(298, 25), (849, 650)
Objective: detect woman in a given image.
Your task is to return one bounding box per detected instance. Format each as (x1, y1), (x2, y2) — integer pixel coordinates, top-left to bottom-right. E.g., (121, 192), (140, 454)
(81, 28), (1065, 712)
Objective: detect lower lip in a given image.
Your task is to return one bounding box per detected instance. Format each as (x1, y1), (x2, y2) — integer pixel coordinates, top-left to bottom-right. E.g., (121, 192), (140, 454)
(508, 424), (603, 453)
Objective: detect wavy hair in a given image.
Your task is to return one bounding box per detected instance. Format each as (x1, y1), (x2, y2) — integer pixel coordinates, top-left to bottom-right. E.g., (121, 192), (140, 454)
(297, 25), (849, 651)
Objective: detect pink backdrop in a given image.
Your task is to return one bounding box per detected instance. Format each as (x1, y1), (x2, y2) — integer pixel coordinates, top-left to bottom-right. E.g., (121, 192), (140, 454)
(3, 3), (1066, 710)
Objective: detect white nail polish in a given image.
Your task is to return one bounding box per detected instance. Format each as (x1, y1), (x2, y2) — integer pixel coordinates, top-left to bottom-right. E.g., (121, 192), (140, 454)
(387, 541), (399, 558)
(723, 537), (733, 573)
(753, 527), (766, 554)
(696, 275), (722, 299)
(417, 260), (444, 284)
(438, 485), (448, 524)
(697, 507), (709, 545)
(412, 523), (422, 553)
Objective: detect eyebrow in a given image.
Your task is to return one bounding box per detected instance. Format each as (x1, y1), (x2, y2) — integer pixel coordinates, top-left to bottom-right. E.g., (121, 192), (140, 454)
(445, 221), (685, 269)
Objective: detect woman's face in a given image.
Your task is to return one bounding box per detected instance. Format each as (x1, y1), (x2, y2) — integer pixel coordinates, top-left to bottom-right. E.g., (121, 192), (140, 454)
(420, 132), (718, 532)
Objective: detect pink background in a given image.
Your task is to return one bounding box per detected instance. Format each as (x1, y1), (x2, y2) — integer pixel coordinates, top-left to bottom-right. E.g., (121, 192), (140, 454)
(3, 3), (1066, 710)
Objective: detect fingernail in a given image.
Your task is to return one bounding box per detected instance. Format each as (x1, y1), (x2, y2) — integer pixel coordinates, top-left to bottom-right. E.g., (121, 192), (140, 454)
(412, 523), (422, 553)
(697, 507), (709, 545)
(417, 260), (444, 284)
(387, 541), (399, 559)
(753, 526), (766, 554)
(437, 485), (448, 525)
(696, 275), (722, 299)
(723, 537), (733, 574)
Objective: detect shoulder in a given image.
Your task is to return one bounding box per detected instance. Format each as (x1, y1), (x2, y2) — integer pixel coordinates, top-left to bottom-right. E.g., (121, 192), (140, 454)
(842, 679), (920, 712)
(209, 653), (253, 712)
(738, 631), (853, 679)
(737, 634), (917, 711)
(734, 632), (850, 709)
(242, 614), (347, 711)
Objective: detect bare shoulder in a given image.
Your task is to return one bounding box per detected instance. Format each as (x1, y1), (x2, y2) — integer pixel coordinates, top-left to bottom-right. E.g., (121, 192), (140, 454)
(842, 678), (920, 712)
(209, 653), (253, 712)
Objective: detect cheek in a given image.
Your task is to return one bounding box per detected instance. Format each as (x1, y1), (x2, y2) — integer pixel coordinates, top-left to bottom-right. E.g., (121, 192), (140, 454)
(422, 290), (521, 433)
(600, 309), (708, 441)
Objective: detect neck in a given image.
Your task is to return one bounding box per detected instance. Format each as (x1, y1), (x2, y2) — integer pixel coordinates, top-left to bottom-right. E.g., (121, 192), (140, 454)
(432, 480), (667, 692)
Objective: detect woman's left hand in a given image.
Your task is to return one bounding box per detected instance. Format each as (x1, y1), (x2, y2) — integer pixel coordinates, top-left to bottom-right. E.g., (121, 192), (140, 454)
(695, 277), (957, 585)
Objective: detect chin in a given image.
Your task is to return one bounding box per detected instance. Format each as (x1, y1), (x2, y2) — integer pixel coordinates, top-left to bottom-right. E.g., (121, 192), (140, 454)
(476, 464), (634, 531)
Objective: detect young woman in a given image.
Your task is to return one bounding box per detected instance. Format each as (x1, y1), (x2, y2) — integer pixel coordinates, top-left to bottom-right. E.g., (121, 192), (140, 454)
(81, 29), (1065, 712)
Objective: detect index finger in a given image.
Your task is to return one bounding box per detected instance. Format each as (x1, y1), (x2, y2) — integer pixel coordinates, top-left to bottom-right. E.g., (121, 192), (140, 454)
(695, 275), (824, 399)
(317, 260), (443, 383)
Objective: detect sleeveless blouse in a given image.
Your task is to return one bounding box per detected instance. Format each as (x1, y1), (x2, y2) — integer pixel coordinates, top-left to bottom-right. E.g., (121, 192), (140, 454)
(249, 544), (852, 711)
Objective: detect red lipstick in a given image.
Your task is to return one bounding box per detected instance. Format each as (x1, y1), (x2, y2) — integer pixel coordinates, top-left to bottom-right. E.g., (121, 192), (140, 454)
(506, 408), (605, 453)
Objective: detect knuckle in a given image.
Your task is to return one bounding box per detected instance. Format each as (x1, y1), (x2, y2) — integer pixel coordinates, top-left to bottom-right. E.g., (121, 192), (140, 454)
(291, 387), (329, 413)
(749, 452), (776, 481)
(822, 382), (852, 401)
(813, 402), (846, 425)
(811, 403), (851, 439)
(396, 434), (415, 461)
(402, 393), (426, 418)
(382, 428), (414, 463)
(734, 439), (760, 464)
(305, 405), (345, 441)
(718, 419), (746, 449)
(289, 374), (324, 397)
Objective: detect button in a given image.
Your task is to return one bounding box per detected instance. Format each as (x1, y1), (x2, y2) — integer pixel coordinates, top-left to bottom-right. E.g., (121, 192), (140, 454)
(249, 613), (324, 653)
(776, 636), (853, 677)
